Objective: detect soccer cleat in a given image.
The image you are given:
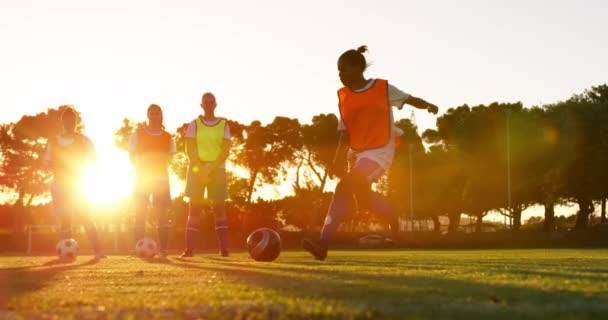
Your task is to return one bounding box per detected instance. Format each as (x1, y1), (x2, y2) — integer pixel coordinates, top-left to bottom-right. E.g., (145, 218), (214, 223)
(179, 249), (193, 258)
(301, 238), (327, 261)
(220, 249), (230, 257)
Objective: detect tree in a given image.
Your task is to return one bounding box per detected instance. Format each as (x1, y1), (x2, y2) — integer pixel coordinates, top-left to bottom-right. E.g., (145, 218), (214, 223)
(299, 113), (341, 192)
(426, 103), (510, 231)
(387, 119), (425, 223)
(232, 117), (302, 204)
(547, 88), (608, 229)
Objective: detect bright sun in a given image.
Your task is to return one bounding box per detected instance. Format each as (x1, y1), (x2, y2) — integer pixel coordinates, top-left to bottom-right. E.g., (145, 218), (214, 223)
(80, 146), (133, 207)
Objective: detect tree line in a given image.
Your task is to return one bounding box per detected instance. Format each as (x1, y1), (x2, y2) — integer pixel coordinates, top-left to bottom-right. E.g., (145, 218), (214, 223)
(1, 84), (607, 234)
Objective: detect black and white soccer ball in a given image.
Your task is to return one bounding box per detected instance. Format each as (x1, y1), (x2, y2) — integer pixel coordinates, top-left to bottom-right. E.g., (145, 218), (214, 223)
(56, 238), (79, 260)
(246, 228), (281, 262)
(135, 237), (158, 258)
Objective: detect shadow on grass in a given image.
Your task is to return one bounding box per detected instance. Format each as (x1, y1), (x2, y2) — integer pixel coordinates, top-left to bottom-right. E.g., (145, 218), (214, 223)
(167, 257), (608, 319)
(0, 257), (100, 308)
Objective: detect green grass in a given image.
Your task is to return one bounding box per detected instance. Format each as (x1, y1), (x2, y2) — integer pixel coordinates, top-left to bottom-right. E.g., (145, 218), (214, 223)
(1, 249), (608, 319)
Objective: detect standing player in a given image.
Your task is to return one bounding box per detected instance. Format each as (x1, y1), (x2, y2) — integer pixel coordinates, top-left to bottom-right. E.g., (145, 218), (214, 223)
(181, 92), (231, 258)
(129, 104), (176, 257)
(302, 45), (439, 260)
(46, 107), (105, 260)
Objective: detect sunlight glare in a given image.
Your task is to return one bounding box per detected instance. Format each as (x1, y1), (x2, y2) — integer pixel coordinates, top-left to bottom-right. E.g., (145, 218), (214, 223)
(81, 148), (133, 207)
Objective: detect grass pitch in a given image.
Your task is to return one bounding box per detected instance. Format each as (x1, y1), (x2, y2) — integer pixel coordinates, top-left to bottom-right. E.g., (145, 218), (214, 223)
(1, 249), (607, 319)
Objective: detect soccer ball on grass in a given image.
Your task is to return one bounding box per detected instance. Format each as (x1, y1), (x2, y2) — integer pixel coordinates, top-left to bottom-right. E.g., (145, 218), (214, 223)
(246, 228), (281, 262)
(135, 237), (158, 258)
(56, 238), (79, 260)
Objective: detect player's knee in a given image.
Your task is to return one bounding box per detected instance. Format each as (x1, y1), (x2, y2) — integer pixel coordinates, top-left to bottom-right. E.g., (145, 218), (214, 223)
(337, 171), (369, 194)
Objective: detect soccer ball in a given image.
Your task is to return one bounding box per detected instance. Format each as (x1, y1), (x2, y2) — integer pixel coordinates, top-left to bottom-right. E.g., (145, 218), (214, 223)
(246, 228), (281, 262)
(135, 237), (158, 258)
(56, 238), (79, 260)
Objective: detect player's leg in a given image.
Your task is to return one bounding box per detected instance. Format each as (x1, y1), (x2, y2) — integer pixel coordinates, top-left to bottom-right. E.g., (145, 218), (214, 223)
(351, 158), (400, 239)
(182, 169), (203, 257)
(75, 190), (104, 259)
(82, 216), (104, 259)
(208, 168), (229, 257)
(183, 202), (203, 257)
(133, 191), (148, 244)
(152, 182), (172, 257)
(302, 171), (365, 260)
(51, 183), (72, 240)
(303, 158), (394, 260)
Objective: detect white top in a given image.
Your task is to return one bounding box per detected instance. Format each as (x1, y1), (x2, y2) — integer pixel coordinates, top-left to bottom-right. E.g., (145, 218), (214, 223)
(337, 79), (411, 171)
(128, 126), (177, 154)
(185, 117), (231, 139)
(128, 127), (176, 182)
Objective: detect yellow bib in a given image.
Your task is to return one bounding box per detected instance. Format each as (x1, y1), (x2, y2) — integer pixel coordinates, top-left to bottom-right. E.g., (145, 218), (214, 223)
(195, 117), (226, 161)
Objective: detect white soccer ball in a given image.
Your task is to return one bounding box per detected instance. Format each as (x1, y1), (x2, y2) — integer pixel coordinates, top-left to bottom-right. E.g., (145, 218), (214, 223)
(56, 238), (79, 260)
(135, 237), (158, 258)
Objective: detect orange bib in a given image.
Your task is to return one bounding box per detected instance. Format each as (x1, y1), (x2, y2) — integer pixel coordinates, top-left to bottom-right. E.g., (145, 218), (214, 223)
(134, 128), (172, 179)
(338, 79), (391, 151)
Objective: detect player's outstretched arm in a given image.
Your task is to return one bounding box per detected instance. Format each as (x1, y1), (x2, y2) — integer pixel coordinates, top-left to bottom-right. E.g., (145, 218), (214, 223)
(404, 96), (439, 114)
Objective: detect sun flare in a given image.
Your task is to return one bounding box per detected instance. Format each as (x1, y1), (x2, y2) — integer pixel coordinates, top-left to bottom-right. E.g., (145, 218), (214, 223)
(80, 147), (133, 207)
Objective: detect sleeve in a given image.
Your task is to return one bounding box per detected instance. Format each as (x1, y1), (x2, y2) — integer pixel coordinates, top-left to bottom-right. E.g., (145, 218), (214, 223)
(128, 132), (138, 154)
(224, 121), (231, 140)
(168, 137), (177, 154)
(388, 83), (412, 110)
(184, 120), (197, 138)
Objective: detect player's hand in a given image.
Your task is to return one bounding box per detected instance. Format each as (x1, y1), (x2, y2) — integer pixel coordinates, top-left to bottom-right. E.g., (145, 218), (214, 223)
(426, 103), (439, 115)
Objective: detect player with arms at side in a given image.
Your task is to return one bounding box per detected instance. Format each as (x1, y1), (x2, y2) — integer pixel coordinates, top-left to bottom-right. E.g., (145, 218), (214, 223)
(129, 104), (176, 257)
(181, 92), (232, 258)
(45, 107), (105, 260)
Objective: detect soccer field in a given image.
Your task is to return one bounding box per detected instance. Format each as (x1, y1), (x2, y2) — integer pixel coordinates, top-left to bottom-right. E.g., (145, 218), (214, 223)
(1, 249), (607, 319)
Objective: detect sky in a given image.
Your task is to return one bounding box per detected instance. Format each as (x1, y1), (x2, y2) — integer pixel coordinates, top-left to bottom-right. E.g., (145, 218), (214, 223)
(1, 0), (607, 215)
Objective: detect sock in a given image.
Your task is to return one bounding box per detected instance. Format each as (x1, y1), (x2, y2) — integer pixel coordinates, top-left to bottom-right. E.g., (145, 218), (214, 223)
(319, 188), (354, 248)
(213, 203), (228, 252)
(185, 204), (202, 250)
